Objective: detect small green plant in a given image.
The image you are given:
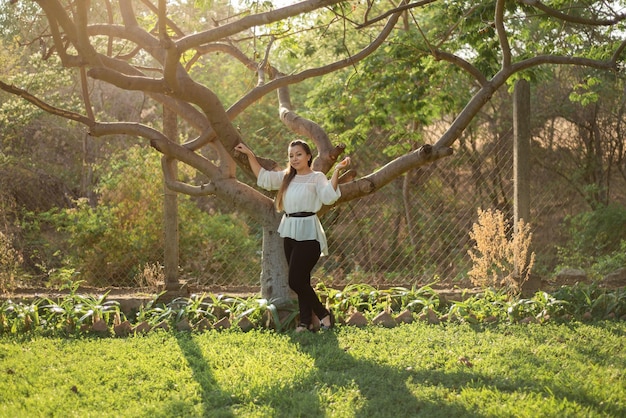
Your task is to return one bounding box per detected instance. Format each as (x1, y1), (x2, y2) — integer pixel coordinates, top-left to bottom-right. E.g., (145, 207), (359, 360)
(446, 289), (508, 323)
(0, 299), (41, 334)
(467, 208), (536, 294)
(557, 204), (626, 275)
(40, 279), (122, 334)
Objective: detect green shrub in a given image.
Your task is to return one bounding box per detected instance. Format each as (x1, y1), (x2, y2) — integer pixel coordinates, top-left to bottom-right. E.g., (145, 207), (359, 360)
(29, 146), (258, 286)
(557, 204), (626, 275)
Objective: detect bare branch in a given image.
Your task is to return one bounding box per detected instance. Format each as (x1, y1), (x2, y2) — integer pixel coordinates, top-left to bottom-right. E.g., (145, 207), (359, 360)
(258, 36), (276, 86)
(139, 0), (186, 37)
(432, 50), (488, 86)
(0, 80), (93, 126)
(495, 0), (511, 69)
(433, 53), (620, 150)
(518, 0), (626, 26)
(88, 68), (169, 93)
(357, 0), (438, 29)
(89, 122), (222, 180)
(176, 0), (345, 52)
(227, 4), (404, 119)
(79, 67), (95, 120)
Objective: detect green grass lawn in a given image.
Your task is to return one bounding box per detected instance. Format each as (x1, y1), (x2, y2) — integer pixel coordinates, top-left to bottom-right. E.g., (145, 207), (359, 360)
(0, 321), (624, 417)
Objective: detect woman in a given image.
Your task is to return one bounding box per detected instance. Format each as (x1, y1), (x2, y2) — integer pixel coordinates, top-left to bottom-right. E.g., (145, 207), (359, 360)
(235, 140), (351, 332)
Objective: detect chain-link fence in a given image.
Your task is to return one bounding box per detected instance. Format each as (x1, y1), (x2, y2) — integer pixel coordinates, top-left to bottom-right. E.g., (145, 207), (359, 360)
(2, 124), (624, 293)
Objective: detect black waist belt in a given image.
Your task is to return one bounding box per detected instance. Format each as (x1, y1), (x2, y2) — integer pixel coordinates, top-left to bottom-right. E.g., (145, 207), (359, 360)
(286, 212), (316, 218)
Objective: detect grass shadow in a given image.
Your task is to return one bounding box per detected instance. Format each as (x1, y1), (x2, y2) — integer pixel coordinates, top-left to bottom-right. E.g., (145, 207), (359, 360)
(172, 331), (236, 418)
(289, 330), (485, 418)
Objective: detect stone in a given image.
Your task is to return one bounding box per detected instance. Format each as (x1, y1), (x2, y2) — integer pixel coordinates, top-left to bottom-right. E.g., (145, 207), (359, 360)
(554, 268), (588, 286)
(91, 318), (109, 333)
(152, 321), (170, 332)
(132, 321), (152, 334)
(237, 316), (255, 332)
(214, 317), (231, 330)
(345, 311), (368, 327)
(176, 318), (192, 331)
(194, 318), (212, 332)
(114, 320), (132, 337)
(372, 311), (396, 328)
(418, 308), (440, 325)
(395, 309), (414, 324)
(601, 268), (626, 288)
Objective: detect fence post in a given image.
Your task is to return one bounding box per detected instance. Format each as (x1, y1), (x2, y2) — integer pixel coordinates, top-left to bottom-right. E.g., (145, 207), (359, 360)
(513, 79), (531, 282)
(514, 79), (531, 224)
(163, 107), (180, 292)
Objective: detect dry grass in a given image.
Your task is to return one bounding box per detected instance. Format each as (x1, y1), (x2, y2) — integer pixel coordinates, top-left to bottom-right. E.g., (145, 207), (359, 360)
(134, 262), (165, 289)
(468, 208), (535, 294)
(0, 231), (23, 292)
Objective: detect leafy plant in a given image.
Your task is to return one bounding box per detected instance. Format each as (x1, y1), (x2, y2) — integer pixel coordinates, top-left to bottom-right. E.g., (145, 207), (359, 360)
(446, 289), (509, 324)
(557, 204), (626, 276)
(39, 279), (122, 334)
(552, 282), (626, 319)
(0, 299), (41, 334)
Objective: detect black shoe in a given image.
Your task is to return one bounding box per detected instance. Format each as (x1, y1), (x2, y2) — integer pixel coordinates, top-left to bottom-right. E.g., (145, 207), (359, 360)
(320, 311), (335, 330)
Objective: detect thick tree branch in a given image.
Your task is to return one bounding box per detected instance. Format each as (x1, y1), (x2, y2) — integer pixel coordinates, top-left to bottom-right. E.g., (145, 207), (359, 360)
(337, 145), (453, 203)
(433, 54), (620, 151)
(227, 3), (403, 118)
(88, 68), (169, 92)
(89, 122), (222, 180)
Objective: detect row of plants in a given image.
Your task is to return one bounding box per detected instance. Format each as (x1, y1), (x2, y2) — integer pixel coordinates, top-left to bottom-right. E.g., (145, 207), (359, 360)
(1, 280), (625, 337)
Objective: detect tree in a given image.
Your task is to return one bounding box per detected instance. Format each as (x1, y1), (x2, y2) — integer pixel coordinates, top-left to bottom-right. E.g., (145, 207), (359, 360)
(1, 0), (624, 302)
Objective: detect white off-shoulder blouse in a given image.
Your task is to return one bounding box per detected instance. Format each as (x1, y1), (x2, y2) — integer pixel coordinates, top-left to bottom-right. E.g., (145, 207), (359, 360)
(257, 168), (341, 256)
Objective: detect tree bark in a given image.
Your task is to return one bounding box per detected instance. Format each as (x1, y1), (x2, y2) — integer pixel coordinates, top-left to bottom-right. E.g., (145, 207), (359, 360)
(260, 225), (291, 305)
(163, 106), (180, 291)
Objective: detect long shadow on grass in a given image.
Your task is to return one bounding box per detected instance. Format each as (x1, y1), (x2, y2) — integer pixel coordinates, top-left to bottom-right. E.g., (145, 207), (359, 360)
(289, 330), (484, 418)
(171, 332), (235, 418)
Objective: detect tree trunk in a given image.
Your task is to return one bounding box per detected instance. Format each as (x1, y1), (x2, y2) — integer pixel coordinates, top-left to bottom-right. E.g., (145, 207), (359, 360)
(260, 225), (292, 306)
(163, 107), (180, 291)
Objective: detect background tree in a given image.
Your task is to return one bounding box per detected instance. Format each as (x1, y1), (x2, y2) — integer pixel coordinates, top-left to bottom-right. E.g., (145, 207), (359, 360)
(1, 0), (624, 300)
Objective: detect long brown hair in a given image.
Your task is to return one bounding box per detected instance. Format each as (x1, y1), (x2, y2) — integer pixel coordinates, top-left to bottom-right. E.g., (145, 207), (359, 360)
(275, 140), (313, 211)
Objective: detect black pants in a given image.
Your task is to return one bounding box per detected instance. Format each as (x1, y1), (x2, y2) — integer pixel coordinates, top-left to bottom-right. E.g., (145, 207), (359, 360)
(284, 237), (329, 326)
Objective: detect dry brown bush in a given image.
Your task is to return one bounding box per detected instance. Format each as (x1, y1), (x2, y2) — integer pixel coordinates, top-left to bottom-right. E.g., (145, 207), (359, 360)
(468, 208), (535, 294)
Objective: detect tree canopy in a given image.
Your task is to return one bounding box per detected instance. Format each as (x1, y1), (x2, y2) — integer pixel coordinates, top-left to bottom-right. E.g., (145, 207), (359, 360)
(1, 0), (625, 298)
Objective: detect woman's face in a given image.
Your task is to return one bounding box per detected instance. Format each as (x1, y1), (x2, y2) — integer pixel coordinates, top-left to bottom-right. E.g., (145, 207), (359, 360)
(288, 144), (311, 172)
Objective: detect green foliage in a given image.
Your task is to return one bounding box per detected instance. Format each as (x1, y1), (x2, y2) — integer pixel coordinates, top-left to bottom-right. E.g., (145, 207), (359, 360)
(28, 146), (258, 286)
(0, 278), (124, 336)
(2, 281), (624, 339)
(557, 204), (626, 276)
(0, 56), (78, 130)
(552, 282), (626, 319)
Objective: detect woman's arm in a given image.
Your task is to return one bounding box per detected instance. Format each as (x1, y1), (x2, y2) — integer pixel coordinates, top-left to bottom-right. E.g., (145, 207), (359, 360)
(331, 157), (351, 190)
(234, 143), (262, 178)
